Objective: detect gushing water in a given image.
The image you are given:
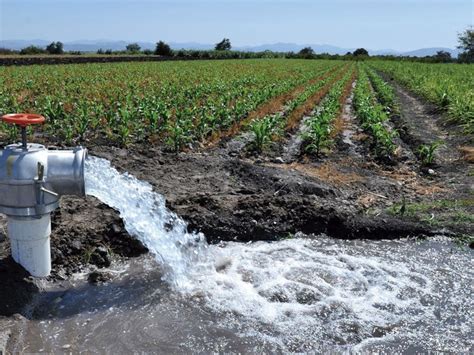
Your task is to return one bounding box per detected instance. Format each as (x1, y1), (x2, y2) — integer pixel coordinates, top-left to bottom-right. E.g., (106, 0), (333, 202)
(85, 156), (212, 287)
(78, 156), (474, 352)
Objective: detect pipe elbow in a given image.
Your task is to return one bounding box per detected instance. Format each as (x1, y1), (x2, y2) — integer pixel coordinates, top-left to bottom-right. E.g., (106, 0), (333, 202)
(46, 147), (88, 197)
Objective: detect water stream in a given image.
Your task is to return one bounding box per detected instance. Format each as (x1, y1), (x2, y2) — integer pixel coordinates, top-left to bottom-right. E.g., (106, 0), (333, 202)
(12, 156), (473, 353)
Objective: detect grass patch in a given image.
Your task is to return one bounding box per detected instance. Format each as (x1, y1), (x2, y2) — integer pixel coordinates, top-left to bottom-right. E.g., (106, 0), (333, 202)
(388, 198), (474, 226)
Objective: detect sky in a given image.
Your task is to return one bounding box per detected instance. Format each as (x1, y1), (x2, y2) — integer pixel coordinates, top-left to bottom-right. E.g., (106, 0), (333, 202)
(0, 0), (472, 51)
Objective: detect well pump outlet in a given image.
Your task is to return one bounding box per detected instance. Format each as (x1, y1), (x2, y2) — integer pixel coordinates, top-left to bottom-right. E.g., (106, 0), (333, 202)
(0, 113), (87, 277)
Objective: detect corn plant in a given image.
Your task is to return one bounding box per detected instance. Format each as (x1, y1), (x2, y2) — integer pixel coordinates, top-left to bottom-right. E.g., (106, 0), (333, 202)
(353, 65), (397, 160)
(417, 141), (442, 166)
(164, 118), (194, 153)
(366, 67), (396, 113)
(301, 67), (355, 156)
(369, 60), (473, 133)
(249, 116), (275, 153)
(0, 60), (347, 148)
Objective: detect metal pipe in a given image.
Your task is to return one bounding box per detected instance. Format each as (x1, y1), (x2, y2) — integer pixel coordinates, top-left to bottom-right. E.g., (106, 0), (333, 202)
(21, 127), (27, 150)
(0, 143), (87, 276)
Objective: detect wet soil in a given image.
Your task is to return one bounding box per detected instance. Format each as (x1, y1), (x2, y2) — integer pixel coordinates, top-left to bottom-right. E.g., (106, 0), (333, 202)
(379, 75), (473, 233)
(0, 78), (472, 326)
(0, 198), (147, 316)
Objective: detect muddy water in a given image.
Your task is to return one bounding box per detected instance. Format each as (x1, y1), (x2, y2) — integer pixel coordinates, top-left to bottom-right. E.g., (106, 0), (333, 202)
(12, 157), (473, 353)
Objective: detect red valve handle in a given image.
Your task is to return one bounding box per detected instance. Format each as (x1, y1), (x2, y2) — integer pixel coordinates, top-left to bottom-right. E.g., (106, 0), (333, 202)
(1, 113), (45, 127)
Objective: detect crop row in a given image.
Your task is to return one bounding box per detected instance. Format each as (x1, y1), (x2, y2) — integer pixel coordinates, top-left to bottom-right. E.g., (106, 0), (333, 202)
(369, 61), (474, 133)
(353, 65), (397, 159)
(301, 67), (356, 156)
(248, 64), (350, 152)
(0, 60), (344, 148)
(365, 67), (396, 112)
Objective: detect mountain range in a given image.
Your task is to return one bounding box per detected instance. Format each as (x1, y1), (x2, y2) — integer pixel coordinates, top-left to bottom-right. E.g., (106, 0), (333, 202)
(0, 39), (459, 57)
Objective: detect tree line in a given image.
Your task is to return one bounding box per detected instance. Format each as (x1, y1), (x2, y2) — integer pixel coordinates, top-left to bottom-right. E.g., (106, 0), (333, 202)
(1, 29), (472, 63)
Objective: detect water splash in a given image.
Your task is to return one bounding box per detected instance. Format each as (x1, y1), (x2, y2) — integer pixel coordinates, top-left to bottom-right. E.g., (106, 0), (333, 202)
(84, 156), (473, 352)
(85, 156), (212, 287)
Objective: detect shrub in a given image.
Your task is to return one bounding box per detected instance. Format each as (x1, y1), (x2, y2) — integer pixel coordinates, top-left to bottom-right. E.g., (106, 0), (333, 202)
(353, 48), (369, 57)
(155, 41), (173, 56)
(20, 45), (46, 55)
(215, 38), (231, 51)
(0, 47), (16, 55)
(457, 27), (474, 63)
(298, 47), (315, 59)
(126, 43), (141, 54)
(46, 41), (64, 55)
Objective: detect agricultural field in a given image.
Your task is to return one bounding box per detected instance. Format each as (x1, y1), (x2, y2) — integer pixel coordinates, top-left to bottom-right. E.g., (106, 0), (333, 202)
(370, 60), (474, 133)
(1, 58), (473, 352)
(1, 57), (472, 244)
(0, 60), (343, 148)
(0, 59), (473, 235)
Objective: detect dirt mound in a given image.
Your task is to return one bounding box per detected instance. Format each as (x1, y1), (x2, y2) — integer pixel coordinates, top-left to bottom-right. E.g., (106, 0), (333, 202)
(50, 196), (148, 278)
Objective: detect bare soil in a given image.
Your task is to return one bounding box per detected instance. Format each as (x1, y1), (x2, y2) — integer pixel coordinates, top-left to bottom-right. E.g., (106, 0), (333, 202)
(0, 78), (472, 323)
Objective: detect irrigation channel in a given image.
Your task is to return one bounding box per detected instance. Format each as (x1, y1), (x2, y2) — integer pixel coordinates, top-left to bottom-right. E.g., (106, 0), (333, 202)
(12, 156), (473, 353)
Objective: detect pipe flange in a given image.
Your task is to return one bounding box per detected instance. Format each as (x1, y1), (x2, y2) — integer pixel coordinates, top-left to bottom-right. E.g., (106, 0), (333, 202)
(0, 202), (60, 217)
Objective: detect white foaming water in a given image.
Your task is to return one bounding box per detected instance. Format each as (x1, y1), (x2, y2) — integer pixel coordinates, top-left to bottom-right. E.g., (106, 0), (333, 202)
(85, 156), (473, 352)
(85, 156), (213, 287)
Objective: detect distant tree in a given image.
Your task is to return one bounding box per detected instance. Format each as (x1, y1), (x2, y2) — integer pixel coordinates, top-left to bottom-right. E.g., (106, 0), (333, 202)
(104, 49), (113, 55)
(433, 50), (452, 63)
(345, 51), (352, 56)
(46, 41), (64, 54)
(353, 48), (369, 57)
(126, 43), (141, 53)
(155, 41), (173, 56)
(97, 48), (104, 54)
(298, 47), (315, 59)
(457, 27), (474, 63)
(19, 45), (46, 55)
(215, 38), (231, 51)
(143, 49), (154, 55)
(0, 47), (16, 55)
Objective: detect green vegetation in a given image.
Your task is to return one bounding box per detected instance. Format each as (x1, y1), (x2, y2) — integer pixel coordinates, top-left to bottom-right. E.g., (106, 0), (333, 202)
(388, 198), (474, 228)
(302, 68), (354, 155)
(298, 47), (315, 59)
(19, 45), (47, 55)
(126, 43), (141, 54)
(365, 67), (396, 112)
(353, 48), (369, 57)
(457, 27), (474, 63)
(247, 63), (348, 152)
(353, 64), (397, 159)
(370, 61), (474, 133)
(417, 141), (442, 166)
(0, 59), (341, 148)
(155, 41), (173, 56)
(249, 115), (279, 153)
(1, 58), (471, 155)
(215, 38), (232, 51)
(46, 41), (64, 55)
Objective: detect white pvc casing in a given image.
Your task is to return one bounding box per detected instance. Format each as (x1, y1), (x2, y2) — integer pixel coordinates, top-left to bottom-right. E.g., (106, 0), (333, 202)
(7, 215), (52, 277)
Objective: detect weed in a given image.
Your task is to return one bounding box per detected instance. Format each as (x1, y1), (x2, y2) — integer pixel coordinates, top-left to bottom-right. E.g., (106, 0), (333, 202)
(83, 246), (96, 264)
